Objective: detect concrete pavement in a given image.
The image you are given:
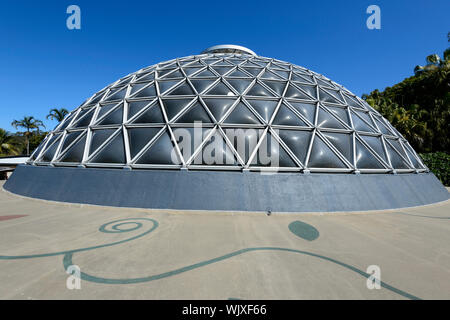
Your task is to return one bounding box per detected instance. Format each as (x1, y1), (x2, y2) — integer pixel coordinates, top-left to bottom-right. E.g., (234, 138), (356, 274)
(0, 182), (449, 299)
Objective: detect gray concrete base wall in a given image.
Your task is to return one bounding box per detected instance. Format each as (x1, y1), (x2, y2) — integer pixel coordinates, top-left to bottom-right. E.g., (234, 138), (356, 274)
(4, 165), (449, 212)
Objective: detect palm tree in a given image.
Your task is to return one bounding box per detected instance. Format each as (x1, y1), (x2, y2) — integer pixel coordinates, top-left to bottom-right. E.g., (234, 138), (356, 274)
(0, 129), (21, 156)
(11, 116), (45, 155)
(46, 108), (69, 122)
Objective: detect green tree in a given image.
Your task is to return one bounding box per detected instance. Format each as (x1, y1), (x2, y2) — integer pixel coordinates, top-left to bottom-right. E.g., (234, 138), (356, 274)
(0, 129), (22, 156)
(362, 36), (449, 153)
(46, 108), (69, 123)
(11, 116), (46, 155)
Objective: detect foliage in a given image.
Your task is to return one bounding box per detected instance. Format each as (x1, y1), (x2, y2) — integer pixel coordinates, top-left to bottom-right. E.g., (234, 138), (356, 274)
(0, 129), (22, 156)
(29, 131), (47, 153)
(420, 152), (450, 186)
(47, 108), (69, 122)
(362, 38), (449, 153)
(11, 116), (46, 155)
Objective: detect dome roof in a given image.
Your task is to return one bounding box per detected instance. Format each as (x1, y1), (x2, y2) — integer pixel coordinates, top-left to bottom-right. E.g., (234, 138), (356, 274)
(28, 48), (426, 173)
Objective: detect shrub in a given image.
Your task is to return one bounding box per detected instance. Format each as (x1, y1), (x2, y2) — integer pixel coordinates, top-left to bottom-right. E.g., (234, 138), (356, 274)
(420, 152), (450, 186)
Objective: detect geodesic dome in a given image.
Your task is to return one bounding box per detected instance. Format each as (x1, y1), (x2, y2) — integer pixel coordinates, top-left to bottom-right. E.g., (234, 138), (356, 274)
(27, 46), (426, 174)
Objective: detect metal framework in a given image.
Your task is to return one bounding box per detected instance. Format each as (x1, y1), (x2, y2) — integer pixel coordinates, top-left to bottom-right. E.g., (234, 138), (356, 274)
(27, 51), (427, 174)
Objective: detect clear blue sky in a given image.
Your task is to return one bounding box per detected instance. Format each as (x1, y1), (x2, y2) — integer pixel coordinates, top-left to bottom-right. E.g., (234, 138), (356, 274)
(0, 0), (448, 132)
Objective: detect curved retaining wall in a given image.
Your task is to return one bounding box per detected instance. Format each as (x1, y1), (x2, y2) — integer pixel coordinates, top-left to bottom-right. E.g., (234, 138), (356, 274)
(4, 165), (449, 212)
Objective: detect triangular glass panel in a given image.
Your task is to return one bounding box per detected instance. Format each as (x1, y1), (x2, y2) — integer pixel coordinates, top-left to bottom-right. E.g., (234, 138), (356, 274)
(225, 127), (261, 165)
(173, 127), (213, 163)
(270, 62), (290, 70)
(270, 68), (290, 80)
(160, 69), (183, 79)
(325, 105), (350, 127)
(135, 130), (181, 165)
(319, 88), (342, 104)
(183, 67), (203, 76)
(260, 70), (283, 80)
(29, 138), (47, 161)
(192, 131), (239, 166)
(403, 143), (423, 169)
(322, 131), (353, 164)
(343, 94), (365, 109)
(56, 113), (76, 131)
(60, 130), (83, 154)
(158, 80), (181, 94)
(190, 79), (215, 94)
(358, 100), (372, 111)
(242, 60), (262, 68)
(351, 110), (376, 133)
(211, 66), (234, 76)
(294, 84), (317, 99)
(202, 98), (236, 122)
(287, 101), (316, 125)
(127, 100), (153, 120)
(132, 83), (157, 98)
(242, 67), (263, 76)
(97, 104), (123, 125)
(89, 91), (106, 104)
(291, 72), (314, 84)
(246, 99), (278, 123)
(166, 81), (195, 96)
(178, 58), (196, 66)
(89, 129), (117, 155)
(127, 127), (163, 159)
(40, 135), (62, 162)
(285, 84), (313, 100)
(272, 104), (308, 127)
(213, 61), (234, 67)
(316, 78), (335, 89)
(201, 58), (220, 65)
(353, 110), (375, 127)
(355, 139), (385, 169)
(270, 69), (290, 80)
(359, 134), (388, 163)
(97, 103), (119, 120)
(317, 107), (346, 129)
(227, 69), (252, 78)
(131, 102), (164, 124)
(104, 86), (127, 102)
(246, 82), (274, 97)
(277, 129), (312, 164)
(386, 138), (408, 160)
(73, 108), (95, 128)
(373, 116), (394, 135)
(225, 79), (253, 94)
(90, 131), (125, 164)
(307, 136), (347, 168)
(135, 72), (155, 82)
(385, 140), (410, 169)
(129, 83), (149, 96)
(205, 81), (235, 96)
(226, 58), (246, 65)
(114, 76), (132, 87)
(158, 61), (177, 69)
(252, 131), (297, 167)
(192, 69), (216, 78)
(59, 134), (86, 163)
(157, 68), (177, 78)
(261, 80), (287, 96)
(162, 98), (194, 121)
(182, 60), (203, 68)
(175, 101), (212, 123)
(224, 102), (262, 125)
